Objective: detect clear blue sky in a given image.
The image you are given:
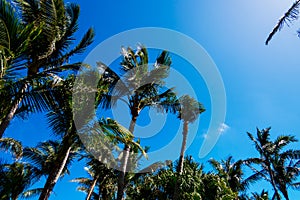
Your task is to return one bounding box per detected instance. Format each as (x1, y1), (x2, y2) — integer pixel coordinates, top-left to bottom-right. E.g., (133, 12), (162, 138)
(5, 0), (300, 199)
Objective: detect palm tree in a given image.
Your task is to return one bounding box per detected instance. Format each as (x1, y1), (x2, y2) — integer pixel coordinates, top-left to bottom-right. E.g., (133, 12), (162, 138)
(209, 156), (247, 193)
(176, 95), (205, 175)
(41, 73), (146, 200)
(0, 0), (94, 137)
(22, 139), (81, 200)
(34, 76), (83, 200)
(173, 95), (204, 200)
(0, 161), (39, 200)
(97, 45), (180, 200)
(23, 140), (79, 181)
(71, 156), (117, 200)
(73, 117), (148, 200)
(209, 156), (261, 199)
(126, 156), (238, 200)
(266, 0), (300, 44)
(245, 127), (300, 200)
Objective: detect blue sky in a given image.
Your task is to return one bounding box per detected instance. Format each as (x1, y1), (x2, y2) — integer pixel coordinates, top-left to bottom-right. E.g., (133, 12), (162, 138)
(5, 0), (300, 199)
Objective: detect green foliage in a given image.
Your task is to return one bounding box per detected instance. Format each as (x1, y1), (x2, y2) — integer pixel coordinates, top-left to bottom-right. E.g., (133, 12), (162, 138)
(1, 3), (300, 198)
(0, 161), (38, 199)
(96, 45), (180, 116)
(245, 127), (300, 200)
(0, 137), (23, 159)
(0, 0), (95, 139)
(126, 156), (238, 200)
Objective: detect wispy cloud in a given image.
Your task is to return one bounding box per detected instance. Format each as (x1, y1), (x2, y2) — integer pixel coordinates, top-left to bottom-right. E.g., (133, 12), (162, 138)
(218, 123), (229, 135)
(201, 123), (229, 139)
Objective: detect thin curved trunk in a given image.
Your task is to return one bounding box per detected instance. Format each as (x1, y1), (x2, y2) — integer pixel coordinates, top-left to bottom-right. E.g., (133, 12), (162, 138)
(267, 163), (281, 200)
(177, 120), (189, 174)
(0, 83), (27, 138)
(38, 130), (74, 200)
(98, 183), (101, 200)
(86, 176), (99, 200)
(281, 188), (289, 200)
(174, 120), (189, 200)
(117, 115), (137, 200)
(38, 146), (71, 200)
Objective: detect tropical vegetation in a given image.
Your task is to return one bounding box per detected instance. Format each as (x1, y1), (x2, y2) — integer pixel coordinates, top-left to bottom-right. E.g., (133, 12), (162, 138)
(1, 0), (300, 200)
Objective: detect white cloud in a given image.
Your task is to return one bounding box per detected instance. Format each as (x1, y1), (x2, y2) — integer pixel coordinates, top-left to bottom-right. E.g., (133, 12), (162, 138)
(200, 123), (229, 139)
(218, 123), (230, 135)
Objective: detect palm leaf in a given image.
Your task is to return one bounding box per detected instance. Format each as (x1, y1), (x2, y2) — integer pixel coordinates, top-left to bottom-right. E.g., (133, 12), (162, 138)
(21, 188), (43, 199)
(0, 137), (23, 159)
(50, 28), (94, 66)
(0, 0), (20, 49)
(274, 135), (297, 152)
(266, 0), (300, 45)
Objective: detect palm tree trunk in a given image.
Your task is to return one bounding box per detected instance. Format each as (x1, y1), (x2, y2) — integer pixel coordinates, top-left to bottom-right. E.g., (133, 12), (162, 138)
(116, 115), (137, 200)
(282, 189), (289, 200)
(38, 144), (72, 200)
(177, 120), (189, 174)
(267, 163), (281, 200)
(0, 83), (28, 138)
(174, 120), (189, 200)
(86, 176), (99, 200)
(98, 183), (101, 200)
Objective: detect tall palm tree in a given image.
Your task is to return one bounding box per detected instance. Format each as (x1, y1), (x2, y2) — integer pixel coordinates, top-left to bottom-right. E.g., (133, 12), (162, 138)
(245, 127), (300, 200)
(173, 95), (204, 200)
(97, 45), (180, 200)
(35, 76), (83, 200)
(40, 73), (146, 200)
(266, 0), (300, 44)
(176, 95), (205, 175)
(0, 0), (94, 137)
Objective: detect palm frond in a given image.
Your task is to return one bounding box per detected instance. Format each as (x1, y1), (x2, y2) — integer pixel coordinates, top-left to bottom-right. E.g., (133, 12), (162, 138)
(0, 18), (10, 49)
(177, 95), (205, 122)
(274, 135), (297, 151)
(266, 0), (300, 45)
(14, 0), (40, 24)
(23, 147), (46, 168)
(209, 158), (224, 173)
(280, 149), (300, 160)
(242, 171), (264, 190)
(49, 28), (94, 66)
(21, 188), (43, 199)
(155, 50), (171, 67)
(99, 118), (148, 159)
(247, 130), (264, 155)
(291, 182), (300, 190)
(0, 137), (23, 159)
(0, 0), (20, 49)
